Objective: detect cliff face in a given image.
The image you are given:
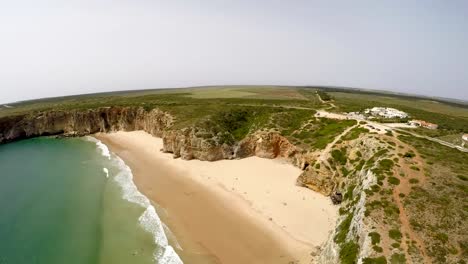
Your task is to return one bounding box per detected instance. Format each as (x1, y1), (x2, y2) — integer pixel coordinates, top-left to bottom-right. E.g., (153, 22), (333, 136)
(0, 107), (173, 143)
(0, 107), (334, 193)
(162, 128), (301, 161)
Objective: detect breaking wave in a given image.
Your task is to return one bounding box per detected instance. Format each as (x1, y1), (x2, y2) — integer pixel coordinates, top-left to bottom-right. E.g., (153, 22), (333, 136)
(89, 137), (183, 264)
(113, 157), (183, 264)
(85, 136), (111, 159)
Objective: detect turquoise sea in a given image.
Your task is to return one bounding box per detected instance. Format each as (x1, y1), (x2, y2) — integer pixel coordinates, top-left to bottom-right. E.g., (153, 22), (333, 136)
(0, 137), (182, 264)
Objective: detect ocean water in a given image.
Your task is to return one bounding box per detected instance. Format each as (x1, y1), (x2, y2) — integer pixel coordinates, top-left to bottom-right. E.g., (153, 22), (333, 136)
(0, 137), (182, 264)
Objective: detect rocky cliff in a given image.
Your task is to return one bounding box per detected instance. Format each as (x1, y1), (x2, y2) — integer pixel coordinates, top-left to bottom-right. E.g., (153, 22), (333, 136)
(0, 107), (336, 195)
(0, 107), (173, 143)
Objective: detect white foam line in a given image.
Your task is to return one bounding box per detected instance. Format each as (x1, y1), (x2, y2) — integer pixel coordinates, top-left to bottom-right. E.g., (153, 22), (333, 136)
(85, 136), (111, 159)
(112, 155), (183, 264)
(103, 168), (109, 178)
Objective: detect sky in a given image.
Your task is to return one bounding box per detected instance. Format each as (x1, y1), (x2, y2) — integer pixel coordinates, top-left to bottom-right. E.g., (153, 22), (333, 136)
(0, 0), (467, 103)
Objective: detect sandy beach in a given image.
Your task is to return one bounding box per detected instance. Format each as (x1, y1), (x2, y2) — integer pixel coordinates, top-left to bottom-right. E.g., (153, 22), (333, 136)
(96, 131), (337, 264)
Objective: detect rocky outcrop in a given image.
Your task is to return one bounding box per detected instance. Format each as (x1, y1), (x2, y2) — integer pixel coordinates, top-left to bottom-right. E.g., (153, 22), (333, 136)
(238, 132), (298, 159)
(0, 107), (173, 143)
(162, 128), (236, 161)
(297, 164), (336, 195)
(162, 129), (301, 161)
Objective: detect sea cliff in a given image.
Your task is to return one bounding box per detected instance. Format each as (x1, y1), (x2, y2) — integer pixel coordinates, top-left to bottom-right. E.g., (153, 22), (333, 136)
(0, 107), (335, 194)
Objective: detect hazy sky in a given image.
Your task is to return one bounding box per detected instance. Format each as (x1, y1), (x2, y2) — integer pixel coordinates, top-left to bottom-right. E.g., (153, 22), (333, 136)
(1, 0), (467, 103)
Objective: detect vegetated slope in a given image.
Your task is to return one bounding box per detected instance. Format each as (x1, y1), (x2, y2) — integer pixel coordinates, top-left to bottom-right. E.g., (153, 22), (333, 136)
(397, 135), (468, 263)
(0, 86), (467, 264)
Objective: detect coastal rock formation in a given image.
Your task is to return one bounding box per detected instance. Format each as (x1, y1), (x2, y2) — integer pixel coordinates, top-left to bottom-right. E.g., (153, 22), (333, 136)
(162, 128), (235, 161)
(162, 129), (301, 161)
(238, 132), (298, 159)
(297, 163), (336, 195)
(0, 107), (172, 143)
(0, 107), (335, 194)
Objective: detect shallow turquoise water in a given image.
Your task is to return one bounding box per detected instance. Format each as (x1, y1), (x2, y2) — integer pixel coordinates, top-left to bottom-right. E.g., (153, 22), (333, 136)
(0, 137), (181, 264)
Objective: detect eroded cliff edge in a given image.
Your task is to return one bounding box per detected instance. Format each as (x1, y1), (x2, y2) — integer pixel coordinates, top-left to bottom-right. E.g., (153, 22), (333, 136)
(1, 107), (318, 182)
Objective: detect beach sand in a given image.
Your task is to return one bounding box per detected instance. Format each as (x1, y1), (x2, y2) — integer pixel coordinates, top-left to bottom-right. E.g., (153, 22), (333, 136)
(96, 131), (337, 264)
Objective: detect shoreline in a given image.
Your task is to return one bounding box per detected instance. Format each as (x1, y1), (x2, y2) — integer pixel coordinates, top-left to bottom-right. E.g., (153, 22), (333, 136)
(96, 131), (338, 264)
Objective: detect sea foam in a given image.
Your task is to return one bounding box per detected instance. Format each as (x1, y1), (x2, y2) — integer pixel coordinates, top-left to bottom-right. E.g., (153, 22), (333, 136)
(89, 137), (183, 264)
(113, 157), (183, 264)
(85, 136), (111, 159)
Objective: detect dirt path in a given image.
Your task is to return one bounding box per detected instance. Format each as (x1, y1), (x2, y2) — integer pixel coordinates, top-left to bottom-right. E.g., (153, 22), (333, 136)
(318, 125), (358, 169)
(315, 92), (336, 109)
(313, 108), (468, 153)
(392, 141), (430, 263)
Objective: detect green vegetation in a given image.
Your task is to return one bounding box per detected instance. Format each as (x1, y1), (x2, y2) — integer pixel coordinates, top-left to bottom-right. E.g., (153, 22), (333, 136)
(339, 241), (359, 264)
(369, 232), (381, 245)
(334, 213), (353, 244)
(403, 151), (416, 158)
(293, 118), (355, 149)
(391, 242), (400, 248)
(344, 184), (356, 201)
(387, 176), (400, 185)
(390, 253), (406, 264)
(316, 90), (332, 101)
(388, 229), (402, 241)
(363, 256), (387, 264)
(397, 135), (468, 263)
(408, 178), (419, 184)
(343, 126), (369, 141)
(332, 148), (347, 165)
(272, 109), (315, 136)
(373, 246), (383, 253)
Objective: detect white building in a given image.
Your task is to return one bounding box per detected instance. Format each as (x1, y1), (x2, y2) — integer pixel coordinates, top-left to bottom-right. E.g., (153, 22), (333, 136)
(364, 107), (408, 119)
(408, 120), (438, 130)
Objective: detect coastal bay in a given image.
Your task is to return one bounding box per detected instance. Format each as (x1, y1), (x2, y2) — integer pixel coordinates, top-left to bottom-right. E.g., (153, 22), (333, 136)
(97, 131), (338, 264)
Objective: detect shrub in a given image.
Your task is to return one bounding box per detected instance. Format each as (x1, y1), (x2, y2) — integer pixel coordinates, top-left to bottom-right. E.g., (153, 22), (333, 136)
(334, 213), (353, 244)
(409, 178), (419, 184)
(368, 232), (381, 245)
(390, 253), (406, 264)
(389, 229), (402, 241)
(339, 241), (359, 264)
(373, 245), (383, 253)
(332, 149), (347, 165)
(403, 151), (416, 158)
(388, 176), (400, 185)
(379, 159), (394, 171)
(363, 256), (387, 264)
(435, 232), (449, 243)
